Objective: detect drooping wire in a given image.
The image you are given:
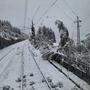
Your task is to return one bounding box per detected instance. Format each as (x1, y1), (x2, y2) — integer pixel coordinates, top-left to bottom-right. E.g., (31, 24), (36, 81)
(61, 0), (77, 17)
(38, 2), (75, 26)
(32, 6), (40, 21)
(31, 0), (53, 25)
(55, 4), (74, 22)
(36, 0), (58, 25)
(23, 0), (28, 30)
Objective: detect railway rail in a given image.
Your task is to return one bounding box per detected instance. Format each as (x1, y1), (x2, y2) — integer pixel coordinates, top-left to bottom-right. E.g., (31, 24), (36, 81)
(42, 51), (90, 84)
(28, 46), (53, 90)
(0, 40), (89, 90)
(49, 60), (84, 90)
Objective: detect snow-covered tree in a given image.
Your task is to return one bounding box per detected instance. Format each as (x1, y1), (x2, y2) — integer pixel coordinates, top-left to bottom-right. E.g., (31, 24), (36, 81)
(35, 25), (56, 48)
(55, 20), (69, 47)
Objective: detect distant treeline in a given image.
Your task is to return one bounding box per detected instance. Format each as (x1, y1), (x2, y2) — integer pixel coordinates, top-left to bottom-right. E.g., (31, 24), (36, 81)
(30, 25), (56, 48)
(0, 20), (21, 34)
(0, 36), (24, 49)
(0, 20), (27, 49)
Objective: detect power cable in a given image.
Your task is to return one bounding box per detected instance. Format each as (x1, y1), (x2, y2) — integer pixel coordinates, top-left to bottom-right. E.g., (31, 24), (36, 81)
(31, 0), (53, 25)
(62, 0), (77, 17)
(36, 0), (76, 26)
(32, 6), (40, 21)
(36, 0), (58, 25)
(39, 3), (75, 27)
(55, 4), (74, 22)
(23, 0), (28, 30)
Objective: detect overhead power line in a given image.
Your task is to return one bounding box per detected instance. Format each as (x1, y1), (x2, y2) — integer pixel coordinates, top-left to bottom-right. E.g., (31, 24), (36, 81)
(32, 6), (40, 20)
(38, 1), (75, 25)
(62, 0), (77, 17)
(23, 0), (28, 29)
(36, 0), (58, 25)
(55, 4), (74, 22)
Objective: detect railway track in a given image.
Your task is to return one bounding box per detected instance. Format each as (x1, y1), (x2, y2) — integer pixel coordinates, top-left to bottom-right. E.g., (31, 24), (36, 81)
(27, 43), (84, 90)
(28, 46), (53, 90)
(0, 46), (24, 90)
(0, 40), (89, 90)
(49, 60), (84, 90)
(0, 42), (53, 90)
(0, 47), (17, 80)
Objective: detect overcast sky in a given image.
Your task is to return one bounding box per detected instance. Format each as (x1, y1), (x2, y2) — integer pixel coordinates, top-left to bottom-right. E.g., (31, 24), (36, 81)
(0, 0), (90, 42)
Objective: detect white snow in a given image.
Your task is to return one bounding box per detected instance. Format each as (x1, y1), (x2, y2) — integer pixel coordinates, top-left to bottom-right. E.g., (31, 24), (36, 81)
(51, 61), (90, 90)
(0, 39), (90, 90)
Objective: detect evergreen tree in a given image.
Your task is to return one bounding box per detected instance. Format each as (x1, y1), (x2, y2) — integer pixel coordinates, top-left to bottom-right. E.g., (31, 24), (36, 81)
(37, 25), (56, 44)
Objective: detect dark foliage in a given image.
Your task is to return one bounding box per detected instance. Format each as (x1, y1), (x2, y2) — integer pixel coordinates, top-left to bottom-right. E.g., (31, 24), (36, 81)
(37, 26), (56, 43)
(0, 20), (21, 34)
(0, 20), (25, 49)
(12, 27), (21, 34)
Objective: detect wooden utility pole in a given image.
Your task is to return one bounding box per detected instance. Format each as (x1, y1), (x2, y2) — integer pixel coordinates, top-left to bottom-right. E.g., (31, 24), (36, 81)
(75, 16), (82, 46)
(23, 0), (28, 31)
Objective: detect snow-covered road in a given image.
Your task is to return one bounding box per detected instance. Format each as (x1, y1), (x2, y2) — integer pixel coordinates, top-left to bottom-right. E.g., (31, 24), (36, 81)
(0, 40), (89, 90)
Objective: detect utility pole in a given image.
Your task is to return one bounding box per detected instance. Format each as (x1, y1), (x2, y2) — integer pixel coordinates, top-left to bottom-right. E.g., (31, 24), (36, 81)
(75, 16), (82, 46)
(23, 0), (28, 30)
(20, 0), (28, 89)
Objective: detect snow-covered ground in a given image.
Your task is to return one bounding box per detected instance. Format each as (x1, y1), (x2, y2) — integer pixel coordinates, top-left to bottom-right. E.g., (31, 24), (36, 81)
(50, 61), (90, 90)
(0, 40), (90, 90)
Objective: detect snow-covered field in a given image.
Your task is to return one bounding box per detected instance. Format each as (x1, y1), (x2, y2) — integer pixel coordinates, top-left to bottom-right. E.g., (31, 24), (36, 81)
(0, 40), (89, 90)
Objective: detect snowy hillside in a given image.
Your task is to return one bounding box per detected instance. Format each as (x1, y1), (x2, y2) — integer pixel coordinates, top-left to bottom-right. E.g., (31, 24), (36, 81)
(0, 29), (26, 41)
(0, 20), (28, 49)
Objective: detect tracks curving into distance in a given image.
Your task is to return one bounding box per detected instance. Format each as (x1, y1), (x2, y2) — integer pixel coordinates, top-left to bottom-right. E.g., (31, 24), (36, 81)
(28, 45), (53, 90)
